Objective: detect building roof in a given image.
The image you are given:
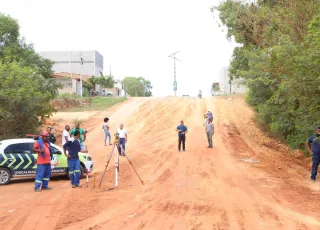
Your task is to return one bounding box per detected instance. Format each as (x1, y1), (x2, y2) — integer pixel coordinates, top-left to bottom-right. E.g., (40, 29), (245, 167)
(51, 72), (92, 81)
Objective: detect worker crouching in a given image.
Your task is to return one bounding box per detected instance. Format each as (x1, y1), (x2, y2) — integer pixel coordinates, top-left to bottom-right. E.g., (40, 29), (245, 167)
(63, 130), (88, 188)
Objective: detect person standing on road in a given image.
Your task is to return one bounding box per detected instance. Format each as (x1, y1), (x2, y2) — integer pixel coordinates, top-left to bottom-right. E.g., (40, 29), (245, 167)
(102, 118), (112, 146)
(70, 123), (86, 151)
(63, 130), (88, 188)
(176, 120), (188, 152)
(33, 131), (53, 192)
(47, 127), (56, 144)
(207, 111), (213, 121)
(62, 125), (71, 146)
(306, 126), (320, 182)
(205, 119), (214, 148)
(116, 123), (127, 156)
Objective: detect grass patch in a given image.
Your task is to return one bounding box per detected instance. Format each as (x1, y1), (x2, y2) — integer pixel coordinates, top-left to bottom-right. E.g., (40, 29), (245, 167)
(58, 97), (127, 112)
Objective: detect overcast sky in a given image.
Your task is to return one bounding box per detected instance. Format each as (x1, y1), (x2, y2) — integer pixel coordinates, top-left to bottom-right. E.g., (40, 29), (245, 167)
(1, 0), (236, 97)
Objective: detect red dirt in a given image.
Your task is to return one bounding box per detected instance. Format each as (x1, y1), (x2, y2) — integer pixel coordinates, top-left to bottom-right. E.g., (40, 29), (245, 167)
(1, 96), (320, 230)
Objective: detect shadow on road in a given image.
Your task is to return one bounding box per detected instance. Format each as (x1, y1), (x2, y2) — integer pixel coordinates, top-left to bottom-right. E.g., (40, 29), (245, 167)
(7, 175), (68, 185)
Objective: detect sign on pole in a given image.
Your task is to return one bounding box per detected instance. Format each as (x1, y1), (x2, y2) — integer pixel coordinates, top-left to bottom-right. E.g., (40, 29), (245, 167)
(173, 81), (177, 91)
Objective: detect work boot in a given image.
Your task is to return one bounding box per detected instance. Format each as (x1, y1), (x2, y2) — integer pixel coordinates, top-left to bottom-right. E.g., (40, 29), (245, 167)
(75, 184), (81, 188)
(42, 187), (52, 190)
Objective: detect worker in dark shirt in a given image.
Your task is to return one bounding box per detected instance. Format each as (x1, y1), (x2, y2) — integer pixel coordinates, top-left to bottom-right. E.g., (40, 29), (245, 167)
(306, 126), (320, 182)
(63, 130), (87, 188)
(47, 127), (56, 144)
(176, 120), (188, 152)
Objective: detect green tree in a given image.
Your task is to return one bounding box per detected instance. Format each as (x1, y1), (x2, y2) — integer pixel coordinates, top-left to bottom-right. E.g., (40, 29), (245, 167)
(97, 75), (114, 89)
(213, 0), (320, 150)
(0, 13), (59, 138)
(0, 62), (56, 138)
(122, 77), (152, 97)
(138, 77), (153, 97)
(83, 75), (114, 95)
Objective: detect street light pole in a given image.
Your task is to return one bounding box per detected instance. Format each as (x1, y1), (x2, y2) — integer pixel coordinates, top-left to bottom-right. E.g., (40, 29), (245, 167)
(168, 51), (181, 96)
(80, 57), (84, 97)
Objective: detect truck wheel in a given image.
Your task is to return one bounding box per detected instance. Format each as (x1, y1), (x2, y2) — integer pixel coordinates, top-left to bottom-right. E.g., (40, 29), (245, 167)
(0, 167), (11, 185)
(80, 165), (85, 179)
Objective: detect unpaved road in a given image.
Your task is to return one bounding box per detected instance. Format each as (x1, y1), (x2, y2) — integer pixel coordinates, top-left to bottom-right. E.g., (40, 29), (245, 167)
(1, 96), (320, 230)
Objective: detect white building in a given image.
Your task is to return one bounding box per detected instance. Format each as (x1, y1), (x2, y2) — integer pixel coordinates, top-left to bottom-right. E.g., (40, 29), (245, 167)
(218, 67), (247, 94)
(219, 67), (230, 94)
(39, 50), (127, 97)
(39, 50), (103, 77)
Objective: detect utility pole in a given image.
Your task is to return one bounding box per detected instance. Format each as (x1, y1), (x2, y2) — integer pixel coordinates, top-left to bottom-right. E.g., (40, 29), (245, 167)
(168, 51), (181, 96)
(80, 57), (84, 97)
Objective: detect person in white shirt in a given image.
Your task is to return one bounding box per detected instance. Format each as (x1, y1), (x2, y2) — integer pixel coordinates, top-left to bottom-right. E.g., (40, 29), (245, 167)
(62, 125), (71, 146)
(116, 123), (127, 156)
(102, 117), (112, 146)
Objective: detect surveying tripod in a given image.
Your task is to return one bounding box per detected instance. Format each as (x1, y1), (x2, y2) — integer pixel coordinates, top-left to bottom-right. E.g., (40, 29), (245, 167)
(99, 134), (144, 188)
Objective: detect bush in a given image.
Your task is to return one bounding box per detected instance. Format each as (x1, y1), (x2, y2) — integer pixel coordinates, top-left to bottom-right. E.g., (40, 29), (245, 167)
(0, 62), (56, 138)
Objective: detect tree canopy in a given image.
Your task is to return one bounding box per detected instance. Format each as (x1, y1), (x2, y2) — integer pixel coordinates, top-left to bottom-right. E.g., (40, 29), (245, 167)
(213, 0), (320, 150)
(122, 77), (152, 97)
(83, 75), (115, 95)
(0, 13), (59, 139)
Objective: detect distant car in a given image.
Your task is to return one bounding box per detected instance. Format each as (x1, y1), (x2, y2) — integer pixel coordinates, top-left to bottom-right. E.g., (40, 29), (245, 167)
(182, 95), (190, 97)
(0, 138), (94, 185)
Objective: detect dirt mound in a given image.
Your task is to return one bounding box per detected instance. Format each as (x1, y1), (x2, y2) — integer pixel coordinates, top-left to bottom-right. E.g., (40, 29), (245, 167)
(1, 97), (320, 230)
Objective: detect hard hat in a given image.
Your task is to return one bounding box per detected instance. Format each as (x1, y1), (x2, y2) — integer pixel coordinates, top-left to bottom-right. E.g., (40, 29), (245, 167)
(41, 131), (49, 137)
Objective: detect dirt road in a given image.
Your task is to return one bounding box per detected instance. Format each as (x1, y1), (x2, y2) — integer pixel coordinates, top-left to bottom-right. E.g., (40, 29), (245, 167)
(1, 97), (320, 230)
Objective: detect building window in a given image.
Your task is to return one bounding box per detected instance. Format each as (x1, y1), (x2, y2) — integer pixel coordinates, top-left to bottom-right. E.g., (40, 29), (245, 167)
(58, 78), (72, 88)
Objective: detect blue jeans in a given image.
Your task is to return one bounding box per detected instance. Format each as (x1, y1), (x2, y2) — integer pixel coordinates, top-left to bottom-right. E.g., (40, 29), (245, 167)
(68, 159), (80, 185)
(206, 132), (213, 147)
(104, 130), (111, 144)
(34, 164), (51, 190)
(311, 154), (320, 180)
(118, 138), (126, 154)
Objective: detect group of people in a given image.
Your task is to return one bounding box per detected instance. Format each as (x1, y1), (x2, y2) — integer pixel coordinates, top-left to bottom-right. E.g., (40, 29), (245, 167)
(32, 123), (87, 191)
(31, 111), (320, 192)
(176, 111), (215, 151)
(176, 111), (320, 183)
(102, 117), (128, 156)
